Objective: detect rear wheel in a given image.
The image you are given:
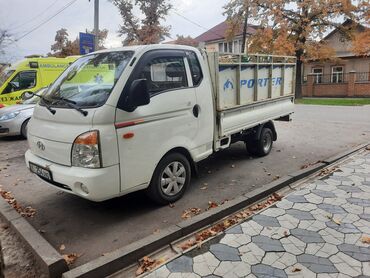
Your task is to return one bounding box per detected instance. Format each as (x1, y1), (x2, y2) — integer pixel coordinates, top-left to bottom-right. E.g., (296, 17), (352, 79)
(246, 127), (273, 157)
(146, 153), (191, 205)
(20, 119), (30, 139)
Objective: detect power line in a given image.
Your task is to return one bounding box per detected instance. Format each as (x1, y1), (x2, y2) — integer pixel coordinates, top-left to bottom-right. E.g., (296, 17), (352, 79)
(10, 0), (60, 31)
(15, 0), (79, 42)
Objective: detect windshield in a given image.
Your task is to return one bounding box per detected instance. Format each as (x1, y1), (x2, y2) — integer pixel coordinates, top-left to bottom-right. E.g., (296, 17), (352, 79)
(22, 87), (48, 105)
(0, 69), (14, 87)
(42, 51), (134, 108)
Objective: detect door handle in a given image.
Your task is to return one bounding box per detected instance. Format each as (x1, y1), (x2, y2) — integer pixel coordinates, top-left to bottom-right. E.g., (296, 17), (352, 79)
(192, 104), (200, 118)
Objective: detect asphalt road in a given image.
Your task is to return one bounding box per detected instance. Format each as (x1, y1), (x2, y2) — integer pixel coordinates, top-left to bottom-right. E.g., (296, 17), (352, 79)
(0, 104), (370, 267)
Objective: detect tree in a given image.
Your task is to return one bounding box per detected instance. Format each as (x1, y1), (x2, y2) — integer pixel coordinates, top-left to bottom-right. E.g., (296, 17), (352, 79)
(351, 29), (370, 56)
(0, 29), (12, 55)
(87, 28), (109, 50)
(50, 28), (79, 57)
(110, 0), (172, 45)
(224, 0), (368, 98)
(172, 35), (198, 47)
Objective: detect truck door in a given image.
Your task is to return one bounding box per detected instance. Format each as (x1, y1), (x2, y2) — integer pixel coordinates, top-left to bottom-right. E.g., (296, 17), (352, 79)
(115, 50), (198, 193)
(184, 50), (214, 160)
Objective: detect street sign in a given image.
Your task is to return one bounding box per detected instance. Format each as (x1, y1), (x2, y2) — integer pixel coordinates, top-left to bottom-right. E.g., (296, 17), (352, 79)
(79, 32), (95, 55)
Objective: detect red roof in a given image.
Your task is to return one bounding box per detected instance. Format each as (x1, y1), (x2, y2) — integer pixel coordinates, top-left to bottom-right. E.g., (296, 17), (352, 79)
(195, 20), (258, 43)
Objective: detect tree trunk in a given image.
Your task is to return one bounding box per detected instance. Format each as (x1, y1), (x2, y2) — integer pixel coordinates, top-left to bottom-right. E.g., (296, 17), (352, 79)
(295, 50), (303, 99)
(241, 8), (249, 54)
(0, 239), (4, 278)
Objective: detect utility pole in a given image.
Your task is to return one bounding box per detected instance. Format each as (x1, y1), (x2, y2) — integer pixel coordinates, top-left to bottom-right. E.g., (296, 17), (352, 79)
(94, 0), (99, 51)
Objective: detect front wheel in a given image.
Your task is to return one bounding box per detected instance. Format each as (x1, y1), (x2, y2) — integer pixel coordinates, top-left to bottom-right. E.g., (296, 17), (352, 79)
(146, 153), (191, 205)
(246, 127), (273, 157)
(21, 119), (30, 139)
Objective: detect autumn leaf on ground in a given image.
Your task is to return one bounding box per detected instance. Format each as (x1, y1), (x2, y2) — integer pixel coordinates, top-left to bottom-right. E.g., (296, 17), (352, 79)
(292, 267), (301, 272)
(283, 230), (289, 237)
(361, 235), (370, 244)
(135, 255), (167, 276)
(207, 201), (218, 210)
(366, 145), (370, 151)
(59, 244), (66, 251)
(200, 186), (208, 190)
(63, 253), (81, 265)
(181, 208), (201, 219)
(169, 203), (175, 208)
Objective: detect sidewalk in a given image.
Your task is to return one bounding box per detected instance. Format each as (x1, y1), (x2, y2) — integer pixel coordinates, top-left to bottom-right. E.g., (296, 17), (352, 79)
(145, 150), (370, 278)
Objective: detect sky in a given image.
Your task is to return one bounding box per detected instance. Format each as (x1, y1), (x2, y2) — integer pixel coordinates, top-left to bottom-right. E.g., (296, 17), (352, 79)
(0, 0), (227, 63)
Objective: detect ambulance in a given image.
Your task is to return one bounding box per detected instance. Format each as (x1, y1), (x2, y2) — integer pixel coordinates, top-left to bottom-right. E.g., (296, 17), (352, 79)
(0, 56), (78, 107)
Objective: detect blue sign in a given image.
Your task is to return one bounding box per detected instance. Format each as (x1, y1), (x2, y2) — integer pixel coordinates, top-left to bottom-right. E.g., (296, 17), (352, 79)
(223, 77), (283, 91)
(79, 32), (95, 55)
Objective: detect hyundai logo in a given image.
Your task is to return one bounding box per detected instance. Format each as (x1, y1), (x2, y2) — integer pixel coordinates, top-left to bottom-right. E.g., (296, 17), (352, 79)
(37, 141), (45, 151)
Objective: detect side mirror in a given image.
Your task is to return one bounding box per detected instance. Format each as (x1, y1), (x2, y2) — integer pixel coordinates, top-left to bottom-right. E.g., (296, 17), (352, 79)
(124, 79), (150, 112)
(21, 91), (35, 101)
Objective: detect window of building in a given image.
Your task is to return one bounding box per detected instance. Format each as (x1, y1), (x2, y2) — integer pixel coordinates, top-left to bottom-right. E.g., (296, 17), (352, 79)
(331, 66), (344, 83)
(312, 67), (323, 83)
(139, 56), (188, 95)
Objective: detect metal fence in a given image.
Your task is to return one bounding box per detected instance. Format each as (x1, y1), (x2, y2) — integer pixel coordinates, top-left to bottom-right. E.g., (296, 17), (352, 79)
(356, 72), (370, 82)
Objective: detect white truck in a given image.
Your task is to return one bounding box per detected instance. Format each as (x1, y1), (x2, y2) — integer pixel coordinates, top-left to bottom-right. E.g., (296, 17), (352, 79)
(24, 44), (295, 204)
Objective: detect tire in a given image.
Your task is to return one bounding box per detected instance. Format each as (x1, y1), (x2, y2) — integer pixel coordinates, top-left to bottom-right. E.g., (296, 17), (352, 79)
(20, 119), (30, 139)
(146, 152), (191, 205)
(246, 127), (273, 157)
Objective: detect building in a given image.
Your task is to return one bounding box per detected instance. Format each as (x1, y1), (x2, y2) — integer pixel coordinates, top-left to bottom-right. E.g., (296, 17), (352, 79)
(195, 20), (258, 54)
(303, 20), (370, 97)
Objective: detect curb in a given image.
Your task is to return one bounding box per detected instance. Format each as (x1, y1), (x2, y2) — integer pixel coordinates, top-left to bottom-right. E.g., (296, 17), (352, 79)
(1, 143), (368, 278)
(0, 197), (68, 278)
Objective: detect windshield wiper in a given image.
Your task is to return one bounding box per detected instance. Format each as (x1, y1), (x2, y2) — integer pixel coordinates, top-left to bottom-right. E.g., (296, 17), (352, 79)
(28, 93), (56, 115)
(51, 96), (88, 117)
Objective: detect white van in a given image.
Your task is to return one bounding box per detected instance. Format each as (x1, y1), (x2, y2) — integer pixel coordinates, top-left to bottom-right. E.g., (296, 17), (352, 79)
(25, 44), (295, 204)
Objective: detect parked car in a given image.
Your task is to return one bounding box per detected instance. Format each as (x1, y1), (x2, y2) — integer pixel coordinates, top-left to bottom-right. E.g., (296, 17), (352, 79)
(0, 56), (78, 107)
(0, 87), (47, 138)
(24, 45), (295, 203)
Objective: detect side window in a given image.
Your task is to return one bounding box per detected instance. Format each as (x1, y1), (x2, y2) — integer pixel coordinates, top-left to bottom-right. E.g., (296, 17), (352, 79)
(186, 51), (203, 86)
(139, 56), (188, 95)
(4, 71), (37, 94)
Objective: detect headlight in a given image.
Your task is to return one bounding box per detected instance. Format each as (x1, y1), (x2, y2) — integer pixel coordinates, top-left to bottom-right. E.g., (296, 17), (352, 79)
(71, 130), (102, 168)
(0, 111), (20, 121)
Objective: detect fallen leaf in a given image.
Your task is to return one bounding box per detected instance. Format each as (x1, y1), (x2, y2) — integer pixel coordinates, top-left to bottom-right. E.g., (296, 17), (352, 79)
(153, 229), (160, 234)
(181, 208), (202, 219)
(292, 267), (301, 272)
(38, 229), (46, 234)
(361, 235), (370, 244)
(200, 186), (208, 190)
(231, 164), (235, 168)
(283, 230), (289, 237)
(207, 201), (218, 210)
(63, 253), (81, 265)
(169, 203), (175, 208)
(59, 244), (66, 251)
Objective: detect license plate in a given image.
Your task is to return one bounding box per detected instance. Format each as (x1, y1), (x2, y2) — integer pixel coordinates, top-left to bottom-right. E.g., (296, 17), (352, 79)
(29, 162), (52, 181)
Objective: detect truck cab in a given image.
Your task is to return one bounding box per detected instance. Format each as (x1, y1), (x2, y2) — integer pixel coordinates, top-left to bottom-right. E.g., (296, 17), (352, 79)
(25, 45), (295, 204)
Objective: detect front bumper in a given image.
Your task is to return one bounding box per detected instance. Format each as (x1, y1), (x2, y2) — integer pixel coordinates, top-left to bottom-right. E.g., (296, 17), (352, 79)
(0, 119), (22, 137)
(25, 150), (121, 202)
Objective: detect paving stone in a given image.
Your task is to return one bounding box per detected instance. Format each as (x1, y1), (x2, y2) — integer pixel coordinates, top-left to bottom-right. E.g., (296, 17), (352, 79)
(298, 220), (326, 232)
(280, 236), (306, 255)
(315, 243), (338, 258)
(241, 220), (264, 236)
(167, 256), (193, 273)
(145, 265), (170, 278)
(305, 193), (324, 204)
(239, 243), (265, 265)
(286, 194), (308, 203)
(275, 253), (297, 268)
(344, 234), (362, 245)
(347, 197), (370, 207)
(338, 244), (370, 262)
(329, 252), (362, 277)
(297, 254), (338, 273)
(311, 189), (336, 198)
(251, 264), (287, 278)
(260, 208), (286, 218)
(252, 214), (281, 227)
(286, 209), (315, 220)
(203, 275), (222, 278)
(337, 185), (363, 193)
(277, 214), (300, 229)
(291, 228), (325, 244)
(326, 221), (361, 234)
(252, 235), (285, 252)
(318, 204), (347, 214)
(275, 199), (294, 210)
(213, 261), (250, 277)
(220, 234), (244, 248)
(209, 243), (241, 262)
(359, 213), (370, 221)
(225, 225), (243, 234)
